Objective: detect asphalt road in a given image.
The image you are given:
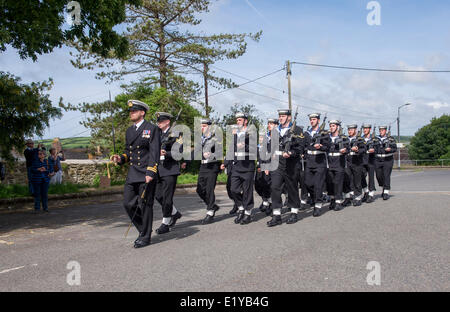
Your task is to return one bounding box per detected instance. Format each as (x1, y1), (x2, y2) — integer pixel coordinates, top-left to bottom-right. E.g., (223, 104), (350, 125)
(0, 169), (449, 292)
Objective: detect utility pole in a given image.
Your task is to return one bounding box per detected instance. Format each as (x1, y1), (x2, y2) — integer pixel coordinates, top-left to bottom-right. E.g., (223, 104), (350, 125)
(109, 90), (116, 154)
(203, 62), (209, 117)
(286, 60), (292, 112)
(397, 103), (411, 168)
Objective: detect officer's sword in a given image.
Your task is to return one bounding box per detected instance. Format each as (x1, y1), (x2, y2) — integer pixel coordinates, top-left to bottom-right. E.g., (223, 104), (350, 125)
(125, 182), (150, 238)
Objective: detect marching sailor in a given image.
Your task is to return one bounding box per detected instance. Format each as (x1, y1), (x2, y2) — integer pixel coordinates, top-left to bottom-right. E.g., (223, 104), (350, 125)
(374, 125), (397, 200)
(325, 120), (349, 211)
(267, 109), (305, 227)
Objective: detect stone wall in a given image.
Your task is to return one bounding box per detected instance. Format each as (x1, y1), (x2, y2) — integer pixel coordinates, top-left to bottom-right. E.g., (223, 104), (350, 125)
(2, 160), (127, 186)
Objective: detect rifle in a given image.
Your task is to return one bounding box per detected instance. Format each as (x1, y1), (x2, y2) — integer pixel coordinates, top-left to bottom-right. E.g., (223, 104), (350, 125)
(161, 108), (183, 154)
(283, 106), (299, 153)
(313, 113), (328, 145)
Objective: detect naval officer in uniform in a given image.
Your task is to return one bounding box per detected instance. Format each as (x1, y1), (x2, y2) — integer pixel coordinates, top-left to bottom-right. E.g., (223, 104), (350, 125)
(111, 100), (160, 248)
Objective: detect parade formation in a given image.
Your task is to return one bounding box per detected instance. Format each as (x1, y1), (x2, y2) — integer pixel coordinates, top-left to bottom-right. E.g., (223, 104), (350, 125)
(112, 100), (398, 248)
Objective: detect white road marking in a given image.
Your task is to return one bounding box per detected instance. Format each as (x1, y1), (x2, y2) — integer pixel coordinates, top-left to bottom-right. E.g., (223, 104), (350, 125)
(0, 266), (25, 274)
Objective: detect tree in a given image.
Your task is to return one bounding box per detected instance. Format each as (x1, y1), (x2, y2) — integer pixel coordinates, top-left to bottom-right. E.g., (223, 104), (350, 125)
(0, 71), (62, 162)
(0, 0), (141, 61)
(71, 0), (262, 104)
(408, 115), (450, 162)
(217, 103), (263, 130)
(61, 81), (201, 155)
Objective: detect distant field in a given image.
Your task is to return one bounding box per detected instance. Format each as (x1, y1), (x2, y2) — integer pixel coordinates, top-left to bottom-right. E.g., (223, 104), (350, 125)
(37, 137), (91, 149)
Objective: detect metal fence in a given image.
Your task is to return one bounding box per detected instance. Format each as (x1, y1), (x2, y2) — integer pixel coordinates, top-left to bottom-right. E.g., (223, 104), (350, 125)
(399, 159), (450, 167)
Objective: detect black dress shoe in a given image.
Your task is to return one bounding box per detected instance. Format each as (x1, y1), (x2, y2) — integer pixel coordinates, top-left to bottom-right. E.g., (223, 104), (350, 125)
(343, 198), (351, 207)
(334, 204), (343, 211)
(382, 193), (390, 200)
(134, 239), (151, 248)
(267, 215), (282, 227)
(258, 203), (266, 212)
(366, 196), (375, 203)
(240, 214), (252, 225)
(234, 211), (244, 224)
(202, 214), (214, 225)
(155, 223), (170, 235)
(169, 211), (182, 227)
(265, 204), (272, 216)
(286, 213), (299, 224)
(313, 208), (321, 217)
(329, 199), (336, 210)
(362, 193), (369, 202)
(229, 204), (238, 215)
(353, 200), (362, 206)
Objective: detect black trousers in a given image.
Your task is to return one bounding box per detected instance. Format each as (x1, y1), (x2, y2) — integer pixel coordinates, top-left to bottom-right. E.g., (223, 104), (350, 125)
(326, 168), (345, 201)
(197, 170), (219, 211)
(298, 164), (308, 203)
(375, 158), (394, 190)
(230, 170), (254, 210)
(123, 181), (156, 241)
(255, 170), (271, 200)
(362, 164), (376, 192)
(347, 164), (363, 198)
(304, 166), (327, 203)
(155, 175), (178, 218)
(226, 171), (234, 201)
(271, 168), (300, 209)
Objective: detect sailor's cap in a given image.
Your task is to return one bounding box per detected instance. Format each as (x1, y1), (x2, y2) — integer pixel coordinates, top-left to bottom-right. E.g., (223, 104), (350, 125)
(128, 100), (149, 112)
(347, 124), (358, 129)
(277, 109), (291, 116)
(267, 118), (279, 124)
(379, 125), (388, 130)
(155, 112), (173, 122)
(201, 118), (212, 125)
(329, 120), (341, 125)
(235, 112), (248, 119)
(362, 123), (372, 128)
(308, 113), (321, 119)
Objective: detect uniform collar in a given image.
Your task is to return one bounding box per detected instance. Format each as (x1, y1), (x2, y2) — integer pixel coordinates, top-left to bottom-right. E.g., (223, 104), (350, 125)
(135, 119), (145, 129)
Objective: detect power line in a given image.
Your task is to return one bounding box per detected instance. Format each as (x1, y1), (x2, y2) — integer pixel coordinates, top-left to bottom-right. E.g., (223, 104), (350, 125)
(212, 65), (388, 119)
(194, 67), (285, 102)
(234, 87), (389, 120)
(292, 61), (450, 73)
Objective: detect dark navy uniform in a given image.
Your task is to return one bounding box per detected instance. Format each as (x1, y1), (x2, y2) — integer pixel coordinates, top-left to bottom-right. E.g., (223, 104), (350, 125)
(344, 125), (367, 206)
(255, 129), (273, 216)
(197, 120), (222, 224)
(230, 113), (256, 225)
(267, 110), (305, 227)
(117, 100), (160, 248)
(373, 126), (397, 200)
(225, 125), (239, 215)
(155, 112), (184, 234)
(304, 113), (331, 217)
(326, 121), (349, 211)
(361, 124), (377, 203)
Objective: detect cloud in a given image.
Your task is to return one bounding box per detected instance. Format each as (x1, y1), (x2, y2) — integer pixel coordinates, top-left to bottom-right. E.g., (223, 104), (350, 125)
(426, 101), (449, 110)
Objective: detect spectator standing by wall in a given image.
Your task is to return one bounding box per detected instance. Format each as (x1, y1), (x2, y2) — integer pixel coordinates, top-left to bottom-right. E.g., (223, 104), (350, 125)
(31, 149), (54, 213)
(48, 148), (65, 184)
(24, 139), (37, 194)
